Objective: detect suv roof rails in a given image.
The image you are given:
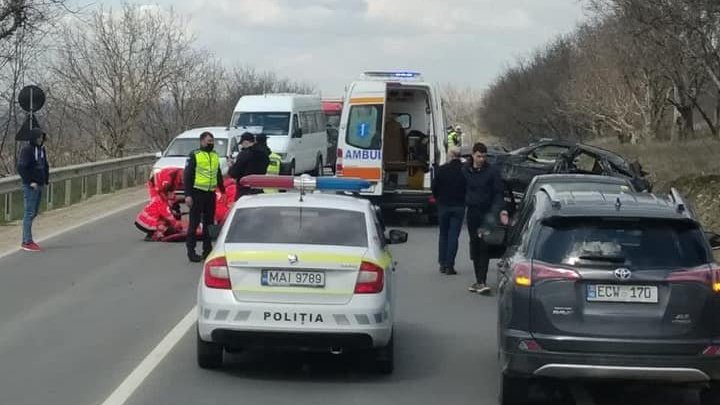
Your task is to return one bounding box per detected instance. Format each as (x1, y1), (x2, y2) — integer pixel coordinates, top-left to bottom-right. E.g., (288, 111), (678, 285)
(539, 183), (634, 211)
(538, 184), (562, 210)
(669, 187), (691, 216)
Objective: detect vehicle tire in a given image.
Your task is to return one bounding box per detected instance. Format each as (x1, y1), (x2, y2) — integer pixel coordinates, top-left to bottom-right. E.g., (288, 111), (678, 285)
(374, 334), (395, 374)
(310, 155), (323, 176)
(499, 373), (530, 405)
(197, 328), (223, 369)
(700, 381), (720, 405)
(427, 209), (439, 226)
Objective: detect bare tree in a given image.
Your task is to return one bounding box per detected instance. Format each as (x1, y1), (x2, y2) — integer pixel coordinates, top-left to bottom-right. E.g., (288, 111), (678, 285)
(53, 4), (194, 157)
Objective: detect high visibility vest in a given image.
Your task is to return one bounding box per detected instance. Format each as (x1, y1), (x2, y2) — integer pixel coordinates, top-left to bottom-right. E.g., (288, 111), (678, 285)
(448, 131), (460, 146)
(264, 152), (282, 193)
(193, 150), (220, 192)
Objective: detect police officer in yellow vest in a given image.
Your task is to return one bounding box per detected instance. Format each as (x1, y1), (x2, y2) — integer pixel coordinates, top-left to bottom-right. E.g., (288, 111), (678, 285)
(255, 133), (282, 193)
(448, 127), (461, 148)
(183, 131), (225, 262)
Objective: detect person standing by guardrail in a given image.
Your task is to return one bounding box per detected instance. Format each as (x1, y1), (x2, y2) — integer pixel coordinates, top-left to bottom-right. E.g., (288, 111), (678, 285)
(184, 131), (225, 263)
(17, 128), (49, 252)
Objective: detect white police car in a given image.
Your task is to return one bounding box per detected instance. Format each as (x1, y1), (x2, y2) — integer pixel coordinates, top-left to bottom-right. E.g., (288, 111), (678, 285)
(196, 175), (407, 373)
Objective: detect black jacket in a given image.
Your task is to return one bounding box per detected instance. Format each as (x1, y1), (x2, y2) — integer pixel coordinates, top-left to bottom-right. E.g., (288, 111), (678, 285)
(183, 150), (225, 196)
(229, 144), (270, 196)
(431, 159), (466, 207)
(462, 162), (504, 214)
(17, 142), (49, 186)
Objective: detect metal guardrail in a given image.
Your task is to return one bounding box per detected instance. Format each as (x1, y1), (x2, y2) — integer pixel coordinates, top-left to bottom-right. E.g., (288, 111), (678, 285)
(0, 153), (156, 222)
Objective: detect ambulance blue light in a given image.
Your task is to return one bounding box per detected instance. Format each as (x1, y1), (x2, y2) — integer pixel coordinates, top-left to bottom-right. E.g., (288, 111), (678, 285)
(316, 177), (371, 191)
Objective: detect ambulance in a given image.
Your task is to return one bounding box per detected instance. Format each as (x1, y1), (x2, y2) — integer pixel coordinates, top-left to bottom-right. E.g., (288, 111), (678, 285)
(334, 71), (448, 219)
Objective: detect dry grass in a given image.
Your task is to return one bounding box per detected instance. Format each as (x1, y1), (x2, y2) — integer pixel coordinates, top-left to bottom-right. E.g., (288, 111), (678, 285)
(592, 138), (720, 192)
(591, 138), (720, 233)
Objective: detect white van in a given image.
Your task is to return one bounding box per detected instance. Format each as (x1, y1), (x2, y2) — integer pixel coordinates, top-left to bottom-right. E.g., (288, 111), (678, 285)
(153, 126), (237, 176)
(335, 71), (448, 218)
(228, 94), (328, 176)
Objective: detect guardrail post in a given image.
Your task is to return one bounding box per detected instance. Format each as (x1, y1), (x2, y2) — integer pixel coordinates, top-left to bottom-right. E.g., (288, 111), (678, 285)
(81, 176), (88, 200)
(96, 173), (102, 196)
(65, 179), (72, 206)
(46, 183), (54, 210)
(122, 168), (128, 189)
(3, 193), (10, 222)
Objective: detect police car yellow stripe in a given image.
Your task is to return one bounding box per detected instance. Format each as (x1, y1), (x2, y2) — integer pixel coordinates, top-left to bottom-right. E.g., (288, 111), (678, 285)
(224, 250), (360, 265)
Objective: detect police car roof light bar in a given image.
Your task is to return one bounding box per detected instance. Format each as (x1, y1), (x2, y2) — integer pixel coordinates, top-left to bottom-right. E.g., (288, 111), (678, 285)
(239, 175), (372, 193)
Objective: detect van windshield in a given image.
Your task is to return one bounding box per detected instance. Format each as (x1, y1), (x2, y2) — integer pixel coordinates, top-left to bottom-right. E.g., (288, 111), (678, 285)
(346, 105), (383, 149)
(231, 112), (291, 136)
(164, 138), (228, 157)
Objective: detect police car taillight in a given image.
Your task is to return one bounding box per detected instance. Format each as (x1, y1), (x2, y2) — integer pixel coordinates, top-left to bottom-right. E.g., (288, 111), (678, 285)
(354, 261), (384, 294)
(204, 256), (231, 289)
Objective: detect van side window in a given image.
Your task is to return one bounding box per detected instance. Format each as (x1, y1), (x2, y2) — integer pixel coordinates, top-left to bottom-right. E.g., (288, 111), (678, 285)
(346, 104), (383, 150)
(292, 114), (300, 135)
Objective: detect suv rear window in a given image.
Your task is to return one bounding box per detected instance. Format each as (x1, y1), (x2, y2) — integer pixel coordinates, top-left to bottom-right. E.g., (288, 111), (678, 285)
(225, 207), (368, 247)
(534, 219), (711, 269)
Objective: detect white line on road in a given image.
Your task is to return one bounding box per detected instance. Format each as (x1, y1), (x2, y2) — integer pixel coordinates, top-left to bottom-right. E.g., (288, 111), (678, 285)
(0, 200), (144, 261)
(100, 306), (197, 405)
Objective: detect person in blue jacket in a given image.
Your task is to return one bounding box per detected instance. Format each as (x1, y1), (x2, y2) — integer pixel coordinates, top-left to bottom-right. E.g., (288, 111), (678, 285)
(17, 128), (50, 252)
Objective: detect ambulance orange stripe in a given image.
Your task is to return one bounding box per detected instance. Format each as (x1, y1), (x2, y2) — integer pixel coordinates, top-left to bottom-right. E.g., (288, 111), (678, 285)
(349, 97), (384, 105)
(342, 166), (382, 180)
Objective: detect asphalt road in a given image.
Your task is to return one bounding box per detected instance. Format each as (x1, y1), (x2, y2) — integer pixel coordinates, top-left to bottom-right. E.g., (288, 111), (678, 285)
(0, 207), (704, 405)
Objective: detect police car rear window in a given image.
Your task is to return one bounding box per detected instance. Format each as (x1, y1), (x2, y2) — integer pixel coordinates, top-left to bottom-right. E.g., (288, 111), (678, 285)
(225, 207), (368, 247)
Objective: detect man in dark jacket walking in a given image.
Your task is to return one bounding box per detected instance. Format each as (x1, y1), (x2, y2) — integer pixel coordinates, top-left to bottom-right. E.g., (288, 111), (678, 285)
(431, 147), (466, 275)
(229, 132), (270, 200)
(463, 142), (508, 295)
(17, 128), (50, 252)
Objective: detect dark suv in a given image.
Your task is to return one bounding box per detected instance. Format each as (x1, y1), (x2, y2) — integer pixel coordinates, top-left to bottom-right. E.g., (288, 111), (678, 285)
(496, 185), (720, 405)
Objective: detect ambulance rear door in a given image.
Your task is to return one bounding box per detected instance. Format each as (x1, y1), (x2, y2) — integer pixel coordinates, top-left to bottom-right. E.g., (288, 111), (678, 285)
(337, 81), (386, 196)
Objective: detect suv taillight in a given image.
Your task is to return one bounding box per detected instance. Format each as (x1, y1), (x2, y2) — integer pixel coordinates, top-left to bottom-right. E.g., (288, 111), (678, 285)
(204, 256), (231, 289)
(666, 264), (720, 293)
(513, 261), (580, 287)
(355, 261), (384, 294)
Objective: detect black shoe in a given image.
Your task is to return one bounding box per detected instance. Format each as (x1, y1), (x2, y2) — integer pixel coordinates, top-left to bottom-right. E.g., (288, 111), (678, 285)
(188, 252), (203, 263)
(439, 266), (447, 274)
(202, 250), (212, 260)
(445, 267), (457, 275)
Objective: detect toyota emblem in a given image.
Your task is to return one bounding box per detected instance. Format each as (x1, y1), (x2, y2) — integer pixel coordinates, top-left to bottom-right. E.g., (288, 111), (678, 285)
(288, 254), (298, 265)
(614, 268), (632, 280)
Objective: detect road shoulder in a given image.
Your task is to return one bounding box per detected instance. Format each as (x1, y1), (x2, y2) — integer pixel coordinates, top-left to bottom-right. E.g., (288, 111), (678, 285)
(0, 186), (148, 259)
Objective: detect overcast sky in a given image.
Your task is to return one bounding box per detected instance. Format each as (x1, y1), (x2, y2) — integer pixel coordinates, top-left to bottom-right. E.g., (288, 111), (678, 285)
(103, 0), (587, 97)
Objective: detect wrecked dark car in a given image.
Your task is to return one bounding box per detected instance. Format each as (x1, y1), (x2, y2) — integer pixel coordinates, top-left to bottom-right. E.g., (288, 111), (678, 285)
(495, 140), (651, 198)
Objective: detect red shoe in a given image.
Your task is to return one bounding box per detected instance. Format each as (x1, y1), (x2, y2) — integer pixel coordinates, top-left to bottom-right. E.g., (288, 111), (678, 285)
(21, 242), (41, 252)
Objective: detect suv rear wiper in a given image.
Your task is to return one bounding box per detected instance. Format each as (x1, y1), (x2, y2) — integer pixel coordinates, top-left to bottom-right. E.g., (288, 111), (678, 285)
(578, 254), (626, 263)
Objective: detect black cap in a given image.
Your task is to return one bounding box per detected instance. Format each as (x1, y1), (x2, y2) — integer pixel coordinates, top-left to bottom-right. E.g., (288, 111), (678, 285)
(240, 132), (255, 142)
(255, 133), (267, 143)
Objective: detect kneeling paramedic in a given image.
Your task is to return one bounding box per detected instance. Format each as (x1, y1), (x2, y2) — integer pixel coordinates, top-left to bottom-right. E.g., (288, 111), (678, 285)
(184, 131), (225, 263)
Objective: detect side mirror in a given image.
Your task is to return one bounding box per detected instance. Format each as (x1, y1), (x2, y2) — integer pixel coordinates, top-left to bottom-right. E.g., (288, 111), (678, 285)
(155, 151), (162, 158)
(293, 128), (303, 138)
(231, 151), (239, 160)
(386, 229), (408, 245)
(706, 232), (720, 250)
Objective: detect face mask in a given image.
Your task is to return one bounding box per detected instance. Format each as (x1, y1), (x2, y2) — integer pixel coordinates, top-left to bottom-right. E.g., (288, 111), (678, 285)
(203, 143), (214, 152)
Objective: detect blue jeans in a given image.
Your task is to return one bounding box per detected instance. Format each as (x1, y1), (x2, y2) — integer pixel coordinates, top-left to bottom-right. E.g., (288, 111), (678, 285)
(22, 184), (42, 244)
(438, 205), (465, 268)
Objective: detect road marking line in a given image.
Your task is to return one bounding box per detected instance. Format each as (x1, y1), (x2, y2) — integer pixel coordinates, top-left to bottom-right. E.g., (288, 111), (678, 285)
(100, 306), (197, 405)
(0, 200), (145, 261)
